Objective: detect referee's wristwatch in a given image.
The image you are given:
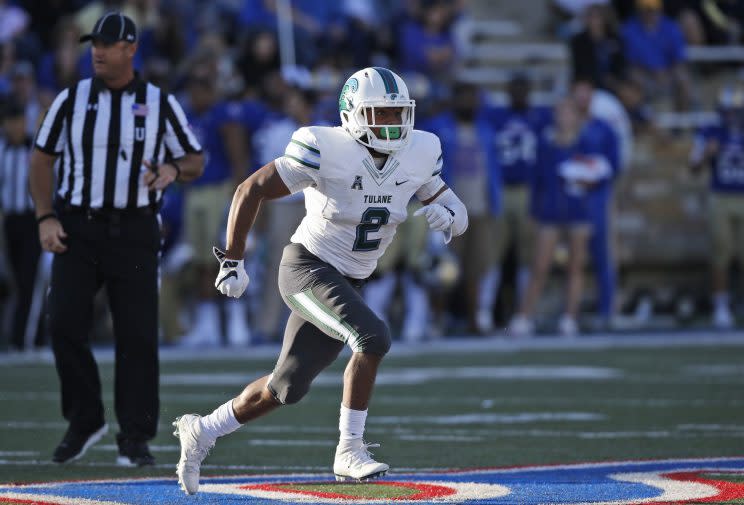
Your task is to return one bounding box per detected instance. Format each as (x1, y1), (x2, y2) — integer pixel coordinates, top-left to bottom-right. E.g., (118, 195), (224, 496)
(163, 161), (181, 180)
(37, 212), (58, 225)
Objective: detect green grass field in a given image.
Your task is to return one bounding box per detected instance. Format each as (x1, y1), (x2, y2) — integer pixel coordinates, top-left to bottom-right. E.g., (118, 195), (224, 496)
(1, 334), (743, 486)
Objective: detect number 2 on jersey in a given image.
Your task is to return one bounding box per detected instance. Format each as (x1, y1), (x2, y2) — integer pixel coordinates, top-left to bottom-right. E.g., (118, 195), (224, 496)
(353, 207), (390, 251)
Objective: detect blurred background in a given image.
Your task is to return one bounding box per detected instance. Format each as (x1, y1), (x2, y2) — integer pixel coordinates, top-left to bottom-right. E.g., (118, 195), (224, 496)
(1, 0), (743, 352)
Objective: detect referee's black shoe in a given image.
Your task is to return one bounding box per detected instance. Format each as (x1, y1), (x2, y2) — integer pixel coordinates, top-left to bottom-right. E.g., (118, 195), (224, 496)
(52, 423), (108, 463)
(116, 437), (155, 467)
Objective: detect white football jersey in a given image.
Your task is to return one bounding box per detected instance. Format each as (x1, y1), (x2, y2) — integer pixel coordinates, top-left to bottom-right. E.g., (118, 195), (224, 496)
(275, 126), (445, 279)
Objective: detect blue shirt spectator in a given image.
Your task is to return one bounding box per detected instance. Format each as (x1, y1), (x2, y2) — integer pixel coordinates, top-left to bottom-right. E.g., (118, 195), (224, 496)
(238, 0), (277, 30)
(420, 108), (499, 215)
(621, 13), (686, 71)
(183, 100), (243, 187)
(693, 123), (744, 193)
(398, 1), (455, 76)
(485, 105), (552, 186)
(531, 130), (593, 225)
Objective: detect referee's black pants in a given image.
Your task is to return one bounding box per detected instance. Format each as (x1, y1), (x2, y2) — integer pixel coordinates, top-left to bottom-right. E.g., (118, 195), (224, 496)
(48, 208), (160, 441)
(4, 212), (42, 349)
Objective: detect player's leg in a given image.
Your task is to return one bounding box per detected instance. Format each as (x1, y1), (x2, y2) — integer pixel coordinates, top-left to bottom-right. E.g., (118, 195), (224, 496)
(3, 213), (41, 350)
(561, 225), (591, 337)
(477, 212), (507, 334)
(709, 194), (734, 328)
(509, 225), (559, 336)
(174, 311), (343, 494)
(103, 213), (160, 466)
(277, 243), (392, 480)
(400, 202), (431, 341)
(180, 185), (223, 346)
(460, 215), (494, 332)
(513, 186), (535, 301)
(47, 213), (107, 463)
(589, 195), (617, 324)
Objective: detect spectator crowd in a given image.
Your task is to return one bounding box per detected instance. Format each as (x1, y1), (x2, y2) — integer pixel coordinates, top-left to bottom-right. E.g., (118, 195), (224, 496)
(0, 0), (742, 351)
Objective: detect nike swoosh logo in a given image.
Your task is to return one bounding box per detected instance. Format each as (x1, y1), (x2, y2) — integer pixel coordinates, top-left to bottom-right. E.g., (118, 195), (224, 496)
(395, 180), (408, 186)
(217, 271), (238, 286)
(309, 267), (323, 273)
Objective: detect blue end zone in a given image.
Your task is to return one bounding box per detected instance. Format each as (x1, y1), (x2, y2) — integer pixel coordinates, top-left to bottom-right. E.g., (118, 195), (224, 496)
(1, 457), (743, 504)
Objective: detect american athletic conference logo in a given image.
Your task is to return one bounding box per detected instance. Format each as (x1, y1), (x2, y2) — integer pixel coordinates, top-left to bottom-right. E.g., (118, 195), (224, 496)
(1, 457), (744, 504)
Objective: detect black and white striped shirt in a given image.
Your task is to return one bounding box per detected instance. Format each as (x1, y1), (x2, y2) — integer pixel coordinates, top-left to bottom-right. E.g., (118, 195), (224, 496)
(34, 75), (201, 209)
(0, 138), (34, 214)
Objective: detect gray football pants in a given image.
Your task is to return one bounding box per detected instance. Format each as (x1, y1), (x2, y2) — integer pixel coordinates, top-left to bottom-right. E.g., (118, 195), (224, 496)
(267, 243), (391, 405)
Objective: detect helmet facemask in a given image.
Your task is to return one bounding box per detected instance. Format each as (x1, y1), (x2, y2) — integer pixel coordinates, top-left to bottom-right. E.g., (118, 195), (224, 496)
(339, 68), (416, 154)
(342, 99), (415, 154)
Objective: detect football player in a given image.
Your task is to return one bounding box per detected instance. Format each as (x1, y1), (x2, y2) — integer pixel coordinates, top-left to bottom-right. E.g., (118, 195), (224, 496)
(173, 67), (468, 495)
(690, 84), (744, 329)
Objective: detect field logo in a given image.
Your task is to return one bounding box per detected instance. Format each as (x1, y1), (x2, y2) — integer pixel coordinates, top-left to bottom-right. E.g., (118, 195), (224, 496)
(1, 457), (744, 504)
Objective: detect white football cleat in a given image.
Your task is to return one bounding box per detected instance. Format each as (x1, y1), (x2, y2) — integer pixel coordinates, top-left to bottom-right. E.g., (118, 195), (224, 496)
(173, 414), (215, 495)
(333, 440), (389, 482)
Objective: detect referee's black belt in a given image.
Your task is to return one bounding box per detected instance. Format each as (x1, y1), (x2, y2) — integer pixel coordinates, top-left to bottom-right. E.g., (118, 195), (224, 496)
(58, 204), (158, 220)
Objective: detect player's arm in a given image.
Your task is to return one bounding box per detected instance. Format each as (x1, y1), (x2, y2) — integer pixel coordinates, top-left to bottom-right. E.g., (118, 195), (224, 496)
(31, 88), (69, 253)
(224, 160), (290, 260)
(414, 136), (468, 242)
(30, 148), (69, 253)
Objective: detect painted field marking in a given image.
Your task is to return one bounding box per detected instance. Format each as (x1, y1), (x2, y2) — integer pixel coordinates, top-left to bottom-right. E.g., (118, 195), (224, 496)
(161, 365), (623, 387)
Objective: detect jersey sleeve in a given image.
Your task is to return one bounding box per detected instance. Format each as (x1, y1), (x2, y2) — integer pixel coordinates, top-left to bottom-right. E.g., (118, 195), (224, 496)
(274, 127), (322, 194)
(415, 136), (446, 201)
(163, 94), (203, 157)
(34, 88), (69, 155)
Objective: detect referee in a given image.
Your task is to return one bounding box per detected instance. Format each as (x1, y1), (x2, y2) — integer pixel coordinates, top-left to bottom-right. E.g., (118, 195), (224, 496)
(29, 12), (204, 466)
(0, 101), (42, 351)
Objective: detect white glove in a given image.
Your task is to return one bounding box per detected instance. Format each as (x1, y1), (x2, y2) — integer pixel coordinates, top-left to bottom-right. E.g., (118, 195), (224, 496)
(213, 247), (250, 298)
(414, 204), (455, 242)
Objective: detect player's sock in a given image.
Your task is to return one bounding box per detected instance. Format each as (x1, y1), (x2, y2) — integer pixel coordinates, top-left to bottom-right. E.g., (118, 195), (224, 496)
(199, 399), (241, 440)
(338, 404), (367, 447)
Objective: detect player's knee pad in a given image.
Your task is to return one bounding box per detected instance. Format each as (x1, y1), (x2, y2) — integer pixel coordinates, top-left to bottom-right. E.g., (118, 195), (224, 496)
(351, 317), (391, 356)
(267, 372), (312, 405)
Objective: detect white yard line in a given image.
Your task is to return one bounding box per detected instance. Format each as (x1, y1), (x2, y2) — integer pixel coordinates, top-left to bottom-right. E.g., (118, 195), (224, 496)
(92, 444), (179, 453)
(247, 439), (335, 447)
(0, 492), (127, 505)
(372, 412), (605, 425)
(0, 459), (329, 471)
(1, 332), (743, 366)
(3, 392), (741, 409)
(161, 365), (622, 387)
(683, 364), (744, 376)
